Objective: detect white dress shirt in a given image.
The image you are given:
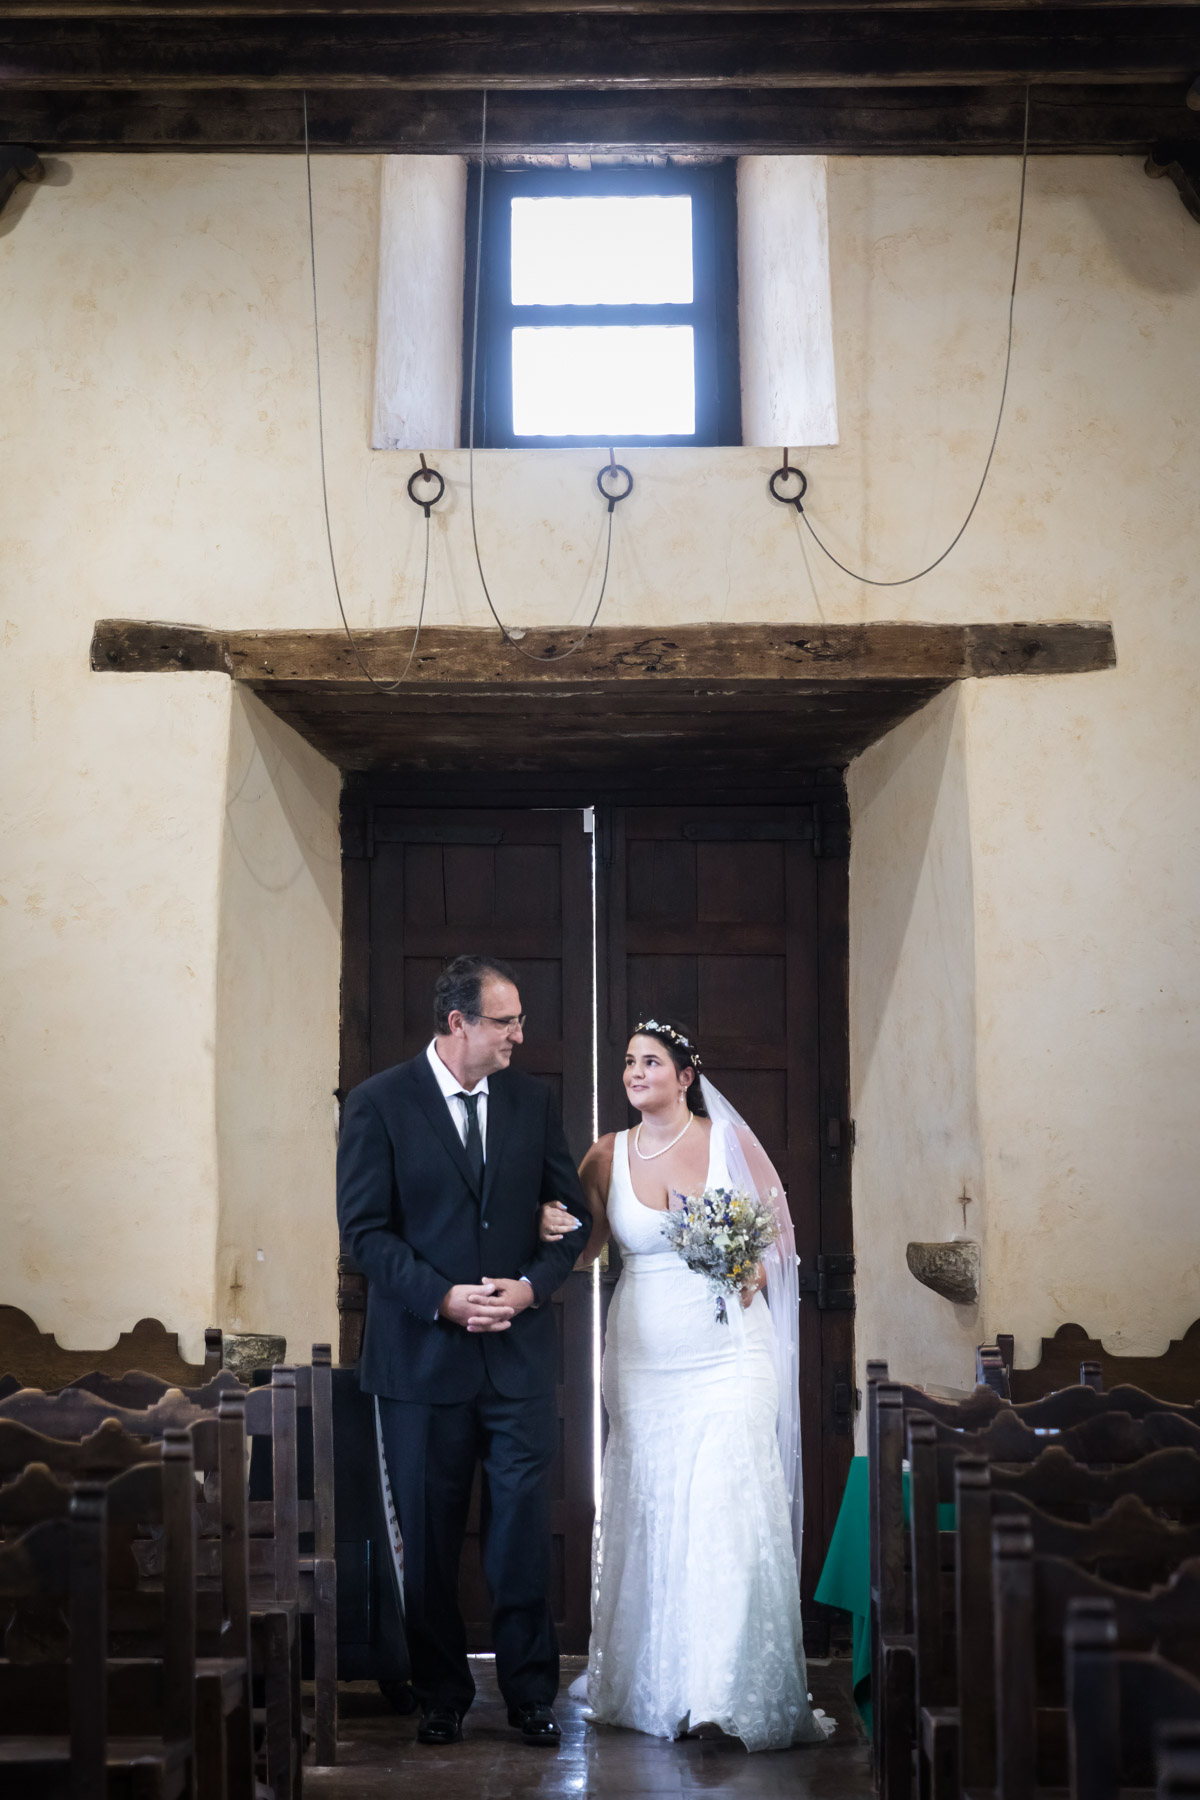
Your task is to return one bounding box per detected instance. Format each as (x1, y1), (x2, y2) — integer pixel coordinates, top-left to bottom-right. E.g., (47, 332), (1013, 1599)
(426, 1038), (488, 1158)
(425, 1038), (533, 1303)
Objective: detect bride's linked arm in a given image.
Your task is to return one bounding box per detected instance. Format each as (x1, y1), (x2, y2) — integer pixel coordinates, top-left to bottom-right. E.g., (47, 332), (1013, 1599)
(539, 1135), (613, 1268)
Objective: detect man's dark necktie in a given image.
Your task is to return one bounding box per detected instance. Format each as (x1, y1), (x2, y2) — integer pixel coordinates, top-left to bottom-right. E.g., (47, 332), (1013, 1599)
(460, 1091), (485, 1190)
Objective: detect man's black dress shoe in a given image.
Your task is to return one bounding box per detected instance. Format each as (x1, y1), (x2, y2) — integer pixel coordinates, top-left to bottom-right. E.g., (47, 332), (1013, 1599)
(507, 1703), (562, 1746)
(416, 1707), (463, 1745)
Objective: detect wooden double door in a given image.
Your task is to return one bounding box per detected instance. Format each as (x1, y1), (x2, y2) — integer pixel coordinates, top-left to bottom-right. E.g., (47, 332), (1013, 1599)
(340, 782), (853, 1653)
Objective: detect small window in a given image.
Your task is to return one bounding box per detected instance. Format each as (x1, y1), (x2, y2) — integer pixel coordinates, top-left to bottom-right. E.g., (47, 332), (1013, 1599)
(463, 164), (740, 449)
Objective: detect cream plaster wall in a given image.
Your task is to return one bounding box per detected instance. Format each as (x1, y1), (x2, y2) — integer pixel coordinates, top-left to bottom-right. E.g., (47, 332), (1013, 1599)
(0, 154), (368, 1359)
(1, 150), (1197, 1378)
(848, 688), (984, 1402)
(214, 691), (342, 1355)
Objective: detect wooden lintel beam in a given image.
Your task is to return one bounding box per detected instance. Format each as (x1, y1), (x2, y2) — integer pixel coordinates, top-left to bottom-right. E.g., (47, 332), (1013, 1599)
(6, 83), (1195, 154)
(90, 618), (1116, 686)
(90, 619), (233, 674)
(10, 0), (1200, 14)
(2, 12), (1198, 90)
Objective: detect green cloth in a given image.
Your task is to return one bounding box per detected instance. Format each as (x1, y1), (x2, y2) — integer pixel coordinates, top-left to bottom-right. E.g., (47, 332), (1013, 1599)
(814, 1457), (875, 1730)
(813, 1455), (955, 1736)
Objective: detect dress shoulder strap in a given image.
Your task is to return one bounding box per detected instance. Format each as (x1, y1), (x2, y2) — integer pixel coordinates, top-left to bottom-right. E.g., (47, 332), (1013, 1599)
(608, 1129), (631, 1201)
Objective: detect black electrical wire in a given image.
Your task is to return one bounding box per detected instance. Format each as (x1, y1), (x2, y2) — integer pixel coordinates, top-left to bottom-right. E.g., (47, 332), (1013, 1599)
(466, 90), (618, 663)
(303, 91), (430, 692)
(794, 84), (1032, 588)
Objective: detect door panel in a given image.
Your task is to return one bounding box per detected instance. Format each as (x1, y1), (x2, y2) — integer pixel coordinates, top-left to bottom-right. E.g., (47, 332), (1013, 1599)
(363, 806), (595, 1652)
(597, 803), (851, 1601)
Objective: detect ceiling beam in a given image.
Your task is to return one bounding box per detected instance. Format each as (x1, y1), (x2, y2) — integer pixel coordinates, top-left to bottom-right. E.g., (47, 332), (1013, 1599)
(3, 11), (1198, 89)
(10, 0), (1200, 13)
(5, 82), (1196, 151)
(89, 618), (1116, 684)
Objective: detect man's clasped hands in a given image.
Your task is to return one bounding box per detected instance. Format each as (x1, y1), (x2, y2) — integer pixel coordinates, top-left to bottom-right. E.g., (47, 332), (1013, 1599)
(440, 1278), (534, 1333)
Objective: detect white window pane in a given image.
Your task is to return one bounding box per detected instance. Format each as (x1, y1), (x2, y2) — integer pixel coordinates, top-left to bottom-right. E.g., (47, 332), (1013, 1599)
(510, 197), (693, 305)
(512, 326), (695, 436)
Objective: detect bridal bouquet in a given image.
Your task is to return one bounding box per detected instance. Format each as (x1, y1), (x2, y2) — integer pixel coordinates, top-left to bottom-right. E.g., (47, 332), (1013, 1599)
(661, 1185), (779, 1324)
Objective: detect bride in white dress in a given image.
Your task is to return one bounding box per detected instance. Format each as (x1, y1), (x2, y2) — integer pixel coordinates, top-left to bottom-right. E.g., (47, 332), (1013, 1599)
(539, 1020), (831, 1753)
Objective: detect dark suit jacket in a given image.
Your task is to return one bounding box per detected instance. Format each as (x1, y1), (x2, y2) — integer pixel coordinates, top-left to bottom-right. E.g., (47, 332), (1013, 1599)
(336, 1051), (591, 1403)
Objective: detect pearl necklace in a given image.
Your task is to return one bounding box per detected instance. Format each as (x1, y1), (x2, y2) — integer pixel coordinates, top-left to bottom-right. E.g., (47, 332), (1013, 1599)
(633, 1112), (693, 1161)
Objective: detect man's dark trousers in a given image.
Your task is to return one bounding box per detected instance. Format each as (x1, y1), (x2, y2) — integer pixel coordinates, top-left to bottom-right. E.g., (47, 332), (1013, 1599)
(335, 1051), (589, 1719)
(378, 1377), (558, 1712)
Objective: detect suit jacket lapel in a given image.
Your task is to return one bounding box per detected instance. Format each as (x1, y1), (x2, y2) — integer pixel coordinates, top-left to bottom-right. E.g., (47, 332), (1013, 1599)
(481, 1075), (512, 1220)
(409, 1054), (481, 1198)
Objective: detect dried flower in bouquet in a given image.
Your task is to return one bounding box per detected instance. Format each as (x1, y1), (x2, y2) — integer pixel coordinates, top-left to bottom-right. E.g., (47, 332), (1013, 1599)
(661, 1185), (780, 1323)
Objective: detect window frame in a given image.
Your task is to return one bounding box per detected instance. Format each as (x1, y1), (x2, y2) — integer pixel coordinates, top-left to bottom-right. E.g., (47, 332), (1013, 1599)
(461, 162), (741, 450)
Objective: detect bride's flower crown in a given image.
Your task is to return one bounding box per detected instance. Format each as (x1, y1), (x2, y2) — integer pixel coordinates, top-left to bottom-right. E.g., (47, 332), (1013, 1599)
(634, 1018), (703, 1070)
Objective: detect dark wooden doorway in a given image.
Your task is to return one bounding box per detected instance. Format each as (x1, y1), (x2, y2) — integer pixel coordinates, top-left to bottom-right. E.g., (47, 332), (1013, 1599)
(339, 773), (853, 1648)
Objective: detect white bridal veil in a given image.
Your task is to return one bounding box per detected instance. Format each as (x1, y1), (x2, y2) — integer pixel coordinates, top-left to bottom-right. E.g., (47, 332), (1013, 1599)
(699, 1075), (804, 1574)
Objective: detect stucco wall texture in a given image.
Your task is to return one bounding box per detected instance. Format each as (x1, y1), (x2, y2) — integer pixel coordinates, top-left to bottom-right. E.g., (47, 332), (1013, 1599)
(1, 152), (1196, 1380)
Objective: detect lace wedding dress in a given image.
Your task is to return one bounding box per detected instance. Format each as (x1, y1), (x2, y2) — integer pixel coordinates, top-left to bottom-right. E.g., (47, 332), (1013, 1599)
(580, 1125), (829, 1752)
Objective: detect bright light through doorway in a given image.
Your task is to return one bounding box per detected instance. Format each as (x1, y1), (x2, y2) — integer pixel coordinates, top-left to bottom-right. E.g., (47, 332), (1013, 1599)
(587, 808), (603, 1519)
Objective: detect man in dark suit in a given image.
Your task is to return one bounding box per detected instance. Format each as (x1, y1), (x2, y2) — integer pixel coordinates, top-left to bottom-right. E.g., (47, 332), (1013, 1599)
(337, 954), (590, 1747)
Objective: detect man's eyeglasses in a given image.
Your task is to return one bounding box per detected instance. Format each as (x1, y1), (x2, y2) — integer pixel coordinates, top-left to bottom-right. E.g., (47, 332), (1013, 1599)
(475, 1012), (526, 1031)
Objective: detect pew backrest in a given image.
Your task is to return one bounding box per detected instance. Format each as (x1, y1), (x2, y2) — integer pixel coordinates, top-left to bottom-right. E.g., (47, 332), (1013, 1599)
(952, 1446), (1200, 1793)
(934, 1404), (1200, 1466)
(1000, 1318), (1200, 1407)
(0, 1303), (221, 1391)
(0, 1384), (209, 1441)
(992, 1442), (1200, 1521)
(0, 1395), (253, 1670)
(0, 1415), (161, 1480)
(68, 1368), (242, 1410)
(1067, 1600), (1200, 1795)
(1039, 1554), (1200, 1680)
(0, 1496), (107, 1800)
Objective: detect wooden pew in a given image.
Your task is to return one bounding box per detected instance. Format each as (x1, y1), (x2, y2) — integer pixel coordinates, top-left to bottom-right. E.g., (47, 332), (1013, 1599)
(60, 1353), (338, 1766)
(918, 1431), (1200, 1799)
(0, 1483), (194, 1799)
(45, 1348), (338, 1767)
(872, 1364), (1200, 1438)
(0, 1411), (254, 1800)
(987, 1320), (1200, 1407)
(1065, 1597), (1200, 1800)
(869, 1365), (1200, 1800)
(913, 1440), (1200, 1778)
(990, 1506), (1200, 1800)
(990, 1442), (1200, 1524)
(0, 1377), (302, 1800)
(70, 1370), (242, 1409)
(0, 1304), (222, 1390)
(868, 1351), (1200, 1774)
(937, 1448), (1200, 1800)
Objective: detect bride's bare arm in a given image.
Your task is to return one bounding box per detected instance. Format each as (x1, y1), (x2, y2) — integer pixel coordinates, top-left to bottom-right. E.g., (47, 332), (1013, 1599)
(539, 1135), (613, 1268)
